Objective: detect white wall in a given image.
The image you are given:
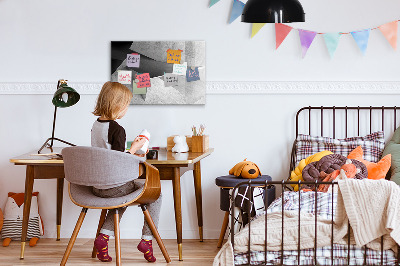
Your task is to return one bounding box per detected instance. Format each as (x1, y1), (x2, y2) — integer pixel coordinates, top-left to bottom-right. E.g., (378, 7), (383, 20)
(1, 0), (400, 239)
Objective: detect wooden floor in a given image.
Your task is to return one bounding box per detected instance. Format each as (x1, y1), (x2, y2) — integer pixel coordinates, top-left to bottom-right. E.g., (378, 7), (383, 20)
(0, 239), (221, 265)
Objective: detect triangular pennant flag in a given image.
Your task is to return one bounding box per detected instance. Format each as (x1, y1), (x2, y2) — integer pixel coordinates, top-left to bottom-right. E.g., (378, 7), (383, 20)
(251, 23), (266, 38)
(378, 21), (398, 50)
(323, 33), (341, 58)
(351, 29), (370, 55)
(275, 23), (293, 49)
(298, 29), (317, 58)
(209, 0), (220, 7)
(229, 0), (245, 24)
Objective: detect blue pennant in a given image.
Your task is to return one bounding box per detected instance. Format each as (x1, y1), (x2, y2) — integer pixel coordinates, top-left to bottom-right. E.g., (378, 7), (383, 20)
(229, 0), (245, 24)
(351, 29), (371, 55)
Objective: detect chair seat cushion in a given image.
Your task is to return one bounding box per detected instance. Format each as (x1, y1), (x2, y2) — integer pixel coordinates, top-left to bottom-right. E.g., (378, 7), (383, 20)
(69, 180), (145, 208)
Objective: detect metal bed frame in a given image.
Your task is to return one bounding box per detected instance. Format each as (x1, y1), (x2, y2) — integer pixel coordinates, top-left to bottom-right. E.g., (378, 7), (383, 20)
(230, 106), (400, 266)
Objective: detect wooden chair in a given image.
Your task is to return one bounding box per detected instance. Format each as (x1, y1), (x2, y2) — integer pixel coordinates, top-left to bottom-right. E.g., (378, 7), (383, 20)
(60, 146), (171, 265)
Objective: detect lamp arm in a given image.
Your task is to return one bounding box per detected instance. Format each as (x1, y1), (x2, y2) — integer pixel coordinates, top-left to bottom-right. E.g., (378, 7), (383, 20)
(50, 105), (57, 148)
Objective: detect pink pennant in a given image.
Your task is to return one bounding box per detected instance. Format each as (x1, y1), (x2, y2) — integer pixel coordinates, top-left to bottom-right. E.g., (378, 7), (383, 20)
(275, 24), (293, 49)
(378, 21), (398, 50)
(298, 29), (317, 58)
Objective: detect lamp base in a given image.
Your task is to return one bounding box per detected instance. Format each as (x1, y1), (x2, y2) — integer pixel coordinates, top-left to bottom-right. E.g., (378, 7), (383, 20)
(38, 137), (76, 154)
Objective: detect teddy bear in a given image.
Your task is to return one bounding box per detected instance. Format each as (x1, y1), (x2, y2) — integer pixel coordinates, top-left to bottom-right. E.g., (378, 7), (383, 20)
(1, 192), (44, 247)
(229, 159), (261, 179)
(172, 135), (189, 153)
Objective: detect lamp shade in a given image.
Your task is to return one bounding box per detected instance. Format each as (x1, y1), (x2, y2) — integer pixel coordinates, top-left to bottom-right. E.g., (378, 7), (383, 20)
(241, 0), (305, 23)
(52, 84), (80, 108)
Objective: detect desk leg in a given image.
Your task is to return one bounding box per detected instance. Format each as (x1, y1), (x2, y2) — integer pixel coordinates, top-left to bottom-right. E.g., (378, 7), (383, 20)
(56, 178), (64, 241)
(20, 165), (34, 259)
(193, 161), (203, 242)
(172, 167), (183, 261)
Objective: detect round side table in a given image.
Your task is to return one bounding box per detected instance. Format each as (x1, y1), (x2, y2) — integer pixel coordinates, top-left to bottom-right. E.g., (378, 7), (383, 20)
(215, 175), (275, 248)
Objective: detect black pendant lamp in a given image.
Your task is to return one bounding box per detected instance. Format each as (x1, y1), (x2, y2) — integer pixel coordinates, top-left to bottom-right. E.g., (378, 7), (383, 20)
(242, 0), (305, 23)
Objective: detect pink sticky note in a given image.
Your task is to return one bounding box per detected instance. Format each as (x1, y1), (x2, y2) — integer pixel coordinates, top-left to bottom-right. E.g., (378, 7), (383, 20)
(136, 73), (151, 88)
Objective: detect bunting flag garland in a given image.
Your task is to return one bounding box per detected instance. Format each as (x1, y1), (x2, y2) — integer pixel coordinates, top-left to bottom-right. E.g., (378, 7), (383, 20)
(323, 33), (341, 58)
(229, 0), (245, 24)
(378, 21), (398, 50)
(251, 23), (266, 38)
(207, 6), (400, 57)
(209, 0), (220, 8)
(298, 30), (317, 58)
(275, 23), (293, 49)
(351, 29), (370, 55)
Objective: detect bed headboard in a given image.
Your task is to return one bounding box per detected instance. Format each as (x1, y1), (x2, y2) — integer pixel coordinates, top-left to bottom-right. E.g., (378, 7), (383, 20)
(290, 106), (400, 179)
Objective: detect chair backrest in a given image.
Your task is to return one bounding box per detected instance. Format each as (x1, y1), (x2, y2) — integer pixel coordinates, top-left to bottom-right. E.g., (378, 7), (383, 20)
(62, 146), (145, 187)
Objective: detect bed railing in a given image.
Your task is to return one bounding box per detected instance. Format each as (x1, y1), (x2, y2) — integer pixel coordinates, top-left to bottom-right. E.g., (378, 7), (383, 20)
(230, 180), (400, 266)
(289, 106), (400, 181)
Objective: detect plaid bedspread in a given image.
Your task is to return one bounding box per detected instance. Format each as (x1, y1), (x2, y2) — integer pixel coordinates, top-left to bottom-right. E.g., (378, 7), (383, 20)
(234, 191), (397, 265)
(235, 244), (397, 265)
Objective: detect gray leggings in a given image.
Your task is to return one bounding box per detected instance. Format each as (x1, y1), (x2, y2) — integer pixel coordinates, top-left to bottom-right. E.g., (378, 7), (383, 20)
(92, 180), (162, 240)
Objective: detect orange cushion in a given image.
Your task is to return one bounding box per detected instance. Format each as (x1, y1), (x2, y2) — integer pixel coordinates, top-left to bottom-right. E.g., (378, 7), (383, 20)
(347, 146), (391, 180)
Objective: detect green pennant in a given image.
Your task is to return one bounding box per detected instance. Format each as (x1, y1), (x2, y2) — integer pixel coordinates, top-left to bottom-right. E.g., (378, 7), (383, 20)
(209, 0), (221, 7)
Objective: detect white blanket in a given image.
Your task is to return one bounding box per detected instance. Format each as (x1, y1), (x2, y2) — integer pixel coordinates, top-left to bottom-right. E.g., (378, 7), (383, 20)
(335, 178), (400, 251)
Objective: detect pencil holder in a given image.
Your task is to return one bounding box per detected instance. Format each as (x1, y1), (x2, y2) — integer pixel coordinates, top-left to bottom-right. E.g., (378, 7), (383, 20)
(191, 135), (209, 153)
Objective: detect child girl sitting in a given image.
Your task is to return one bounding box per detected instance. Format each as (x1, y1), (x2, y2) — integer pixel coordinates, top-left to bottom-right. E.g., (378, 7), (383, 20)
(91, 81), (162, 263)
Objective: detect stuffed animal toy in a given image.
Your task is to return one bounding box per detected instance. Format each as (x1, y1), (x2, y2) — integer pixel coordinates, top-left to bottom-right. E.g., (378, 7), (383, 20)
(229, 159), (261, 179)
(1, 192), (44, 247)
(172, 135), (189, 153)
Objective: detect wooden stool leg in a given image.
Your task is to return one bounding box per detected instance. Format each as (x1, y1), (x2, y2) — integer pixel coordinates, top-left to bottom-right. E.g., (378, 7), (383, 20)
(141, 205), (171, 263)
(217, 211), (230, 248)
(91, 209), (108, 258)
(60, 208), (88, 266)
(114, 210), (121, 266)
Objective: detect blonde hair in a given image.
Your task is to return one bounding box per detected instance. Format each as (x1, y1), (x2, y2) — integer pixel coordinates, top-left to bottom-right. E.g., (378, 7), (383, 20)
(93, 82), (133, 120)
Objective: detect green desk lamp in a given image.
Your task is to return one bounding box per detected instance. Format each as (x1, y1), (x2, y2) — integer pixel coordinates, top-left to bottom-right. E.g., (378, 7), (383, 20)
(38, 79), (80, 154)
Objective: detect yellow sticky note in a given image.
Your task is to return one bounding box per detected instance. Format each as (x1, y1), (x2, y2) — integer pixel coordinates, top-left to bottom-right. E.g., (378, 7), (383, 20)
(167, 49), (182, 64)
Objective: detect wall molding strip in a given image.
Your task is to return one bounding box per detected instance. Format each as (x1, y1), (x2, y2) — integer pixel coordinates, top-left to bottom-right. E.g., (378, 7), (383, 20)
(0, 81), (399, 95)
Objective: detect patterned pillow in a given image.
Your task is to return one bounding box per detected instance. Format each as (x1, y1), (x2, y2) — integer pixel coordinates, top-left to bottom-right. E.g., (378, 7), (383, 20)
(294, 131), (385, 166)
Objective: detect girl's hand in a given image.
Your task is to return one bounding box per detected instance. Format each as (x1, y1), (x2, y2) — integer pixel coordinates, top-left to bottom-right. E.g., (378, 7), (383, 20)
(134, 148), (149, 157)
(129, 137), (147, 155)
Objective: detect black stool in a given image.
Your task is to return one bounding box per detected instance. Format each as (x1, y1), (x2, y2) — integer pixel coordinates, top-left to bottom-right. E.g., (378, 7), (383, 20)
(215, 175), (275, 248)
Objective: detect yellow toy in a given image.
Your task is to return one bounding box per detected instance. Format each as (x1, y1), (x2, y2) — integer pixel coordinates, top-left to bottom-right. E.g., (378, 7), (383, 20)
(229, 159), (261, 179)
(289, 150), (333, 191)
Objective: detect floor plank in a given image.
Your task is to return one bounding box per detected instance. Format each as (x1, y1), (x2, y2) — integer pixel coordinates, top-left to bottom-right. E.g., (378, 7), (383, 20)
(0, 239), (221, 265)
